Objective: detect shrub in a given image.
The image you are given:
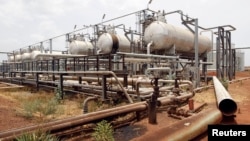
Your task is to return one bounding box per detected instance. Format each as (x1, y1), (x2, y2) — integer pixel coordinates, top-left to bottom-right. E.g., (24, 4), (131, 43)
(22, 97), (59, 119)
(22, 99), (41, 119)
(92, 120), (114, 141)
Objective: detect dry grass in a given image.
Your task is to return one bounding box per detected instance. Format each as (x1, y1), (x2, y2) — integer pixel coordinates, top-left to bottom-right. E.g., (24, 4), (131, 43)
(0, 86), (131, 125)
(193, 88), (216, 104)
(0, 88), (83, 122)
(193, 76), (250, 105)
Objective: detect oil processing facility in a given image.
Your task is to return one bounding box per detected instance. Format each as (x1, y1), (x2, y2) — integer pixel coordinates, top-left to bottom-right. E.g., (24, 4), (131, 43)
(0, 6), (243, 140)
(0, 8), (239, 90)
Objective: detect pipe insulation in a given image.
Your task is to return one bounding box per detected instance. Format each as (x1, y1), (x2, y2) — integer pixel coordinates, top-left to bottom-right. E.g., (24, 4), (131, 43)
(212, 76), (237, 116)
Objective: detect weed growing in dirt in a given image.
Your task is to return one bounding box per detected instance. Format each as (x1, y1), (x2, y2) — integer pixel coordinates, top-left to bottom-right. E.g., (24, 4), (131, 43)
(16, 130), (58, 141)
(21, 96), (60, 119)
(220, 78), (229, 90)
(40, 98), (59, 116)
(92, 120), (114, 141)
(22, 99), (41, 119)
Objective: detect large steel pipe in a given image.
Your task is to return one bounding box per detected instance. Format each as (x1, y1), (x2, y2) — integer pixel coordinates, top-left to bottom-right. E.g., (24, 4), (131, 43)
(213, 76), (237, 116)
(157, 92), (194, 106)
(134, 107), (222, 141)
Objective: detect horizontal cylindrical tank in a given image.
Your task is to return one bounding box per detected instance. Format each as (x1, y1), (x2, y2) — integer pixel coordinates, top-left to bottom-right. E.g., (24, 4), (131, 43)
(69, 40), (94, 55)
(6, 51), (23, 62)
(97, 33), (130, 54)
(21, 48), (32, 61)
(31, 50), (42, 60)
(21, 53), (31, 61)
(15, 54), (22, 61)
(12, 51), (22, 62)
(7, 55), (14, 62)
(144, 21), (212, 54)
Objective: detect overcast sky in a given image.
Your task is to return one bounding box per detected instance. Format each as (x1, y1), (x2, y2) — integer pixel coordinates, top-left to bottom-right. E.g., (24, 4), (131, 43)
(0, 0), (250, 65)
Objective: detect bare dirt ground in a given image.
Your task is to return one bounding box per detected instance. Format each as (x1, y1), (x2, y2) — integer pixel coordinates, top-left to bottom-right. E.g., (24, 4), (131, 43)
(0, 88), (84, 132)
(0, 71), (250, 141)
(0, 93), (34, 131)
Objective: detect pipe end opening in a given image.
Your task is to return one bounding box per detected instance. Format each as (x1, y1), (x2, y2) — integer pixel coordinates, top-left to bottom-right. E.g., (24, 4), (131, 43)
(219, 99), (237, 116)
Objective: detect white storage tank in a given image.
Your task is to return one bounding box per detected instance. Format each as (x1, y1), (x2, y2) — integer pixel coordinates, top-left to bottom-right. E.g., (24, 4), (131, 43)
(21, 48), (32, 61)
(13, 51), (22, 62)
(31, 46), (43, 60)
(97, 33), (130, 54)
(144, 21), (212, 54)
(69, 40), (94, 55)
(31, 51), (41, 60)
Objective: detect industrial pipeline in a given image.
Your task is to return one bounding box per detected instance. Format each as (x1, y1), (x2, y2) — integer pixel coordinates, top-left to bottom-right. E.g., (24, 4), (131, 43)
(213, 76), (237, 116)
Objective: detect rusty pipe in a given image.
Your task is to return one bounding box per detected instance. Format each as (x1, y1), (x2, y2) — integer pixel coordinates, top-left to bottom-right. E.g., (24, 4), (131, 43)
(39, 104), (147, 134)
(157, 92), (194, 106)
(135, 107), (222, 141)
(213, 76), (237, 116)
